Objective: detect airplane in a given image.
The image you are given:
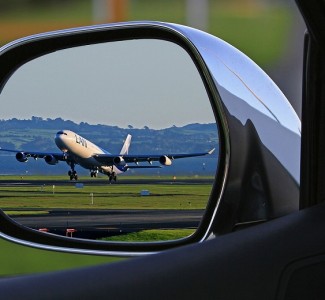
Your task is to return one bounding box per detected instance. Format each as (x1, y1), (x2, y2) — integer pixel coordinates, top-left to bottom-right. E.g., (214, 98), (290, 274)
(0, 130), (215, 182)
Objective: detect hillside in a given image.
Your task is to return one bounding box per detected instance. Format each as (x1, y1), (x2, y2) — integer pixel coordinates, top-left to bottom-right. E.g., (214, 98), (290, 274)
(0, 117), (219, 176)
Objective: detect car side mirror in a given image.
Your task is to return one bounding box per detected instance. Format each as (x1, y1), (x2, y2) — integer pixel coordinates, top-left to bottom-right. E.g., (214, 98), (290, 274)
(0, 22), (300, 256)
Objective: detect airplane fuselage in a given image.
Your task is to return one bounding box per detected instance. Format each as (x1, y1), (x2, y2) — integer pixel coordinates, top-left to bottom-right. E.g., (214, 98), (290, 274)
(55, 130), (124, 175)
(0, 129), (213, 182)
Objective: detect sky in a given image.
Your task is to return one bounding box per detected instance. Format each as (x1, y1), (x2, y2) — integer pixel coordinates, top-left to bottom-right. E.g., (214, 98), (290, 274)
(0, 39), (215, 129)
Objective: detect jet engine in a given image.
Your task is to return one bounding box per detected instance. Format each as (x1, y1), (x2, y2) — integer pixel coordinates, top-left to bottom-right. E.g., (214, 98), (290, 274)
(16, 152), (28, 162)
(159, 155), (172, 166)
(44, 155), (58, 165)
(113, 156), (125, 165)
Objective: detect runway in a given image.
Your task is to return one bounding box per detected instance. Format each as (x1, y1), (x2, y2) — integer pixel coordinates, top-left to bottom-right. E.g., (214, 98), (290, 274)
(12, 208), (203, 239)
(0, 177), (214, 187)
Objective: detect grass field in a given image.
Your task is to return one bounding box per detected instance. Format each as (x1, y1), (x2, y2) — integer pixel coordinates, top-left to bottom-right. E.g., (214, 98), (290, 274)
(102, 229), (195, 242)
(0, 237), (122, 277)
(0, 179), (211, 211)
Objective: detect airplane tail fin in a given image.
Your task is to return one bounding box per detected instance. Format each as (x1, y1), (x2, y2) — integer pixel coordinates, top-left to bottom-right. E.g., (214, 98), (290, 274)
(120, 134), (132, 155)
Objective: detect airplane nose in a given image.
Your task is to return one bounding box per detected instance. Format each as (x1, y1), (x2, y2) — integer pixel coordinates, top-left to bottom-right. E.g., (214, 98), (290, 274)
(55, 131), (67, 150)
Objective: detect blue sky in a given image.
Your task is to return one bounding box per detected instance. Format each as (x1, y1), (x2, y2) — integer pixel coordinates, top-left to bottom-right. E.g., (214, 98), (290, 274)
(0, 39), (215, 129)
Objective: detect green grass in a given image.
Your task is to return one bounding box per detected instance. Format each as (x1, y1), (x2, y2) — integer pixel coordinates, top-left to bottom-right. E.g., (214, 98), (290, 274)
(5, 210), (49, 216)
(102, 229), (195, 242)
(0, 237), (122, 277)
(0, 178), (212, 211)
(0, 128), (55, 148)
(1, 186), (209, 210)
(209, 4), (292, 67)
(0, 1), (292, 67)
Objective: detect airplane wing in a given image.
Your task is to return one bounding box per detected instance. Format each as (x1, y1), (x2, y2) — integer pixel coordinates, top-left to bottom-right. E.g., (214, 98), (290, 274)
(93, 148), (215, 166)
(0, 148), (67, 161)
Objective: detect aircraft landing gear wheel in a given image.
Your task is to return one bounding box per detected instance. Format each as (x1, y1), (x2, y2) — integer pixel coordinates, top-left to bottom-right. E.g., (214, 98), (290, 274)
(69, 170), (78, 180)
(108, 173), (117, 183)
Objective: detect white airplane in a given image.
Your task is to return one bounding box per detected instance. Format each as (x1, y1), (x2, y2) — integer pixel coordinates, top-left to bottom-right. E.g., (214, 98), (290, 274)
(0, 130), (215, 182)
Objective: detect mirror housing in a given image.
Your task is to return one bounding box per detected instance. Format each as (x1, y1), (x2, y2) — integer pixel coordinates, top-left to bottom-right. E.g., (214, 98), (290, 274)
(0, 22), (300, 255)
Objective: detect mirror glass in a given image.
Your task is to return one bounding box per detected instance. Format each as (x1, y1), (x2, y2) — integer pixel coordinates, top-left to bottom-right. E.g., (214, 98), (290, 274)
(0, 39), (218, 243)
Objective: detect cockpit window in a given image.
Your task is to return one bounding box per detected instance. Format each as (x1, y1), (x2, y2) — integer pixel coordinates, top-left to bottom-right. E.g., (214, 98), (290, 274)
(57, 131), (67, 135)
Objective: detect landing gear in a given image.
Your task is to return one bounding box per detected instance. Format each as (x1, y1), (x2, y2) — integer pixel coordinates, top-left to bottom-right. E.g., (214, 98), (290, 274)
(68, 162), (78, 180)
(68, 170), (78, 181)
(90, 171), (98, 178)
(108, 172), (117, 183)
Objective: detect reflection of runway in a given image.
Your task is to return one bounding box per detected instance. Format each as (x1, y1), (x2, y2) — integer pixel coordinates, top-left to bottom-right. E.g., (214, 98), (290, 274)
(0, 177), (214, 187)
(13, 209), (203, 239)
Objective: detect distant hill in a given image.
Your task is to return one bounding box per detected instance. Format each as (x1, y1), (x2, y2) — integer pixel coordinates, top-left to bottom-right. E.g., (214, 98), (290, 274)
(0, 117), (219, 153)
(0, 117), (219, 176)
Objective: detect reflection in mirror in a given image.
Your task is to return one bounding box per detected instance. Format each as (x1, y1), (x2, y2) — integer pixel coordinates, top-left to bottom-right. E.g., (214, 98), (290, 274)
(0, 39), (218, 243)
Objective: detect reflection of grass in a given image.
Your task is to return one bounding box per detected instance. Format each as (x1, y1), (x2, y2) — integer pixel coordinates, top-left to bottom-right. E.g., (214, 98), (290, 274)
(5, 210), (49, 216)
(0, 179), (212, 210)
(102, 229), (195, 242)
